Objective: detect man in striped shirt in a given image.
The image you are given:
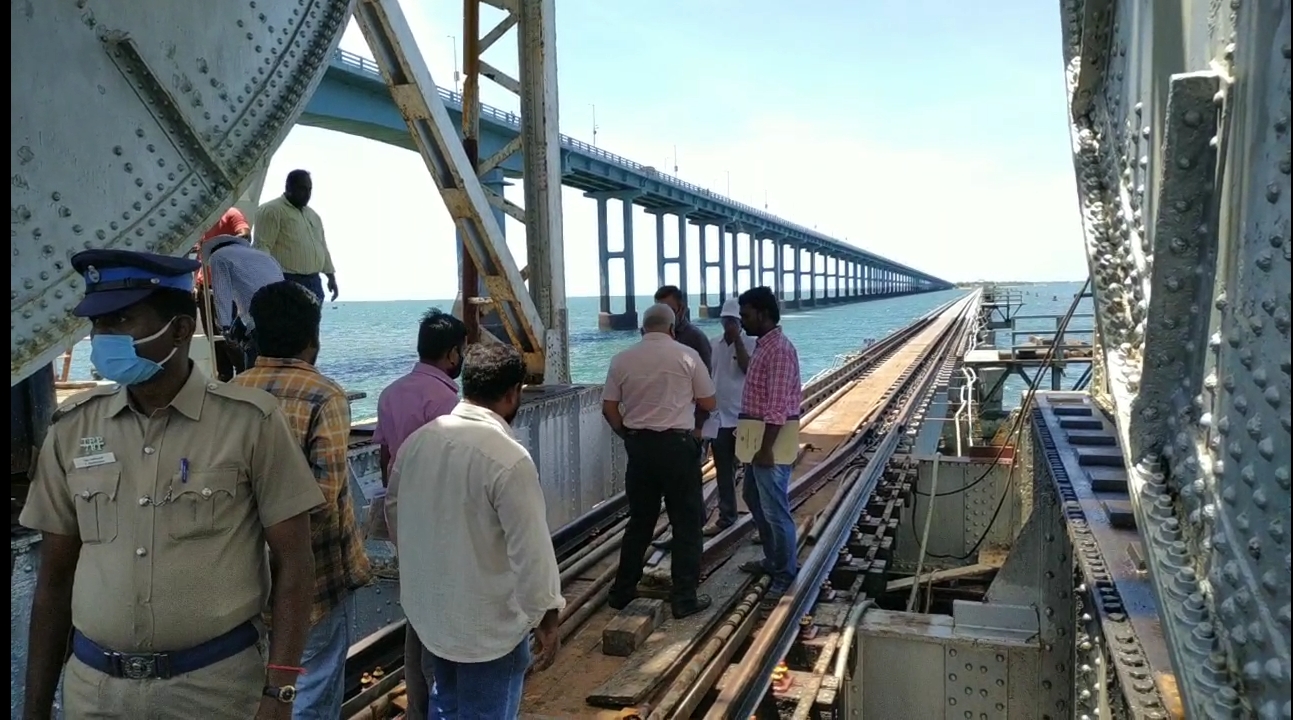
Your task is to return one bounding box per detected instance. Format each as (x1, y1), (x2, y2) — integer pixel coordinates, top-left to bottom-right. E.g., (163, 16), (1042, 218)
(736, 286), (802, 607)
(234, 281), (372, 720)
(200, 235), (285, 368)
(255, 169), (339, 303)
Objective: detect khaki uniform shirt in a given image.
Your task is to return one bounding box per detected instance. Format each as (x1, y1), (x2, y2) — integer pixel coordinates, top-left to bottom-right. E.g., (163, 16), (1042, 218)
(19, 367), (325, 653)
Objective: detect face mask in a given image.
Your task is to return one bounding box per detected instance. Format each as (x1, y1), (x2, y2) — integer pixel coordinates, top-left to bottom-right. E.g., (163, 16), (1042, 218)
(90, 320), (178, 386)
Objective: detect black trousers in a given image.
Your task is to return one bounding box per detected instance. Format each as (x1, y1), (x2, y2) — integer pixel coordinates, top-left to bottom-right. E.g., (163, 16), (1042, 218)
(611, 429), (706, 606)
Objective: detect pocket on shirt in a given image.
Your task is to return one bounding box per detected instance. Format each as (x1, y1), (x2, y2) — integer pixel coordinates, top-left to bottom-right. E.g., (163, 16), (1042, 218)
(166, 467), (243, 541)
(67, 468), (121, 544)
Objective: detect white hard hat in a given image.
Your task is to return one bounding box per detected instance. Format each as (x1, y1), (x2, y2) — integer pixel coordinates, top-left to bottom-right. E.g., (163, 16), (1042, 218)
(720, 297), (741, 319)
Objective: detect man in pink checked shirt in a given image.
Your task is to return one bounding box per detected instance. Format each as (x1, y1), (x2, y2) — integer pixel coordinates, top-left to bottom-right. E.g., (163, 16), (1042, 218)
(371, 308), (466, 720)
(735, 286), (802, 611)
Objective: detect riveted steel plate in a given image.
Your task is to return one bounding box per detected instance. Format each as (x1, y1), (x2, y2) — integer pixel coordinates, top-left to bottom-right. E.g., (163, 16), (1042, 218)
(1060, 0), (1290, 714)
(10, 0), (355, 385)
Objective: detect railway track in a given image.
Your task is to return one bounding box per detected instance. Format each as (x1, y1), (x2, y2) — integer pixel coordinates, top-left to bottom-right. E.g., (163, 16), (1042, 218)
(342, 294), (978, 719)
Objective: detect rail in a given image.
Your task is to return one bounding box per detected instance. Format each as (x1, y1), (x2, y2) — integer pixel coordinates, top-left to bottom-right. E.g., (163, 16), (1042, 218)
(708, 296), (978, 717)
(341, 296), (973, 716)
(328, 49), (939, 279)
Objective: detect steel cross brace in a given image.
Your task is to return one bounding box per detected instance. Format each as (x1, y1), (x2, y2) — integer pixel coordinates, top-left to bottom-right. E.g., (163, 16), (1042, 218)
(352, 0), (566, 381)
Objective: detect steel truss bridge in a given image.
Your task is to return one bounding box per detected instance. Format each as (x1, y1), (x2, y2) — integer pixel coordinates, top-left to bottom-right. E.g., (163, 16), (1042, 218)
(9, 1), (1289, 718)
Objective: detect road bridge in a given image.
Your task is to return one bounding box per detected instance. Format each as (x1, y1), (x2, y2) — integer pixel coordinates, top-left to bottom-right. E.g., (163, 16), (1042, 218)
(298, 49), (951, 329)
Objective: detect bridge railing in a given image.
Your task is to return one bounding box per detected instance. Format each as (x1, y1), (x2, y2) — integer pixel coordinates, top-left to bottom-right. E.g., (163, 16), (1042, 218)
(330, 49), (920, 274)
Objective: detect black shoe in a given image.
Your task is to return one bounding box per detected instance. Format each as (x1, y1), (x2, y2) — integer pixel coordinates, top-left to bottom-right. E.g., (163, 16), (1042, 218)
(671, 594), (712, 620)
(739, 560), (768, 574)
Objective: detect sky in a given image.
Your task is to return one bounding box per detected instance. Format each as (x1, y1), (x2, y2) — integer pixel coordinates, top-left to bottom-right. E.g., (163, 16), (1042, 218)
(261, 0), (1085, 302)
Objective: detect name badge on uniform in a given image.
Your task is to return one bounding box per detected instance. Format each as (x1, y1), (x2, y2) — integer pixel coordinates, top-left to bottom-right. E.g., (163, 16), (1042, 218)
(73, 452), (117, 467)
(73, 452), (118, 470)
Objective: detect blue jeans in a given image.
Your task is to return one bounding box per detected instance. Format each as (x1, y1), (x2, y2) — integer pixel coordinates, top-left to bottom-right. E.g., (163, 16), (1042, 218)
(743, 463), (798, 593)
(423, 636), (531, 719)
(292, 595), (356, 720)
(285, 272), (325, 302)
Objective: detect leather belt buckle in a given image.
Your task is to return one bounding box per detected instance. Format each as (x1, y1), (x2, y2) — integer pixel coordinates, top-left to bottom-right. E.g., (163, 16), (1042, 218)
(111, 652), (171, 680)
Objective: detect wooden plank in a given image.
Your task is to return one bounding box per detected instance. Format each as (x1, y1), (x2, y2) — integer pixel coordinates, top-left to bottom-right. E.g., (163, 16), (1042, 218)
(586, 544), (763, 708)
(601, 598), (666, 657)
(885, 563), (998, 592)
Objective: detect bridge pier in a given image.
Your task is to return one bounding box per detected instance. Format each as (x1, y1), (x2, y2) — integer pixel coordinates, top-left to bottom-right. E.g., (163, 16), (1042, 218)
(592, 190), (641, 331)
(770, 237), (780, 301)
(825, 255), (838, 303)
(827, 254), (837, 301)
(650, 206), (693, 299)
(757, 236), (778, 297)
(696, 222), (730, 318)
(803, 251), (818, 307)
(731, 227), (753, 298)
(784, 243), (803, 310)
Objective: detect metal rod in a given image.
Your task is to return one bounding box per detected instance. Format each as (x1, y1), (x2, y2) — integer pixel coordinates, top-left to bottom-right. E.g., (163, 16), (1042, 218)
(559, 560), (617, 626)
(559, 513), (628, 570)
(560, 519), (626, 584)
(551, 490), (629, 559)
(652, 577), (771, 720)
(806, 465), (863, 544)
(560, 585), (609, 643)
(907, 453), (941, 612)
(560, 519), (667, 626)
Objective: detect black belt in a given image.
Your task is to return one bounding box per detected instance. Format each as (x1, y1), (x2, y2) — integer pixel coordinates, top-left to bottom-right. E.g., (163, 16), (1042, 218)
(625, 428), (693, 437)
(71, 621), (259, 680)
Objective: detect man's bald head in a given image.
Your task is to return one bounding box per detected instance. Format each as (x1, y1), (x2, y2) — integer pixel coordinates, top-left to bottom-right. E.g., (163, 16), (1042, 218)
(641, 303), (676, 334)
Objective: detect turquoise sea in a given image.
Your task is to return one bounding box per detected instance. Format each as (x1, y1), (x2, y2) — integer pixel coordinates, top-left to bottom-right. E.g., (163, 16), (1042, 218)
(64, 282), (1089, 420)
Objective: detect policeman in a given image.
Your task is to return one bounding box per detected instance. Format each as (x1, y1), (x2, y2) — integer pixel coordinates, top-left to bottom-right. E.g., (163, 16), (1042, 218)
(19, 249), (325, 720)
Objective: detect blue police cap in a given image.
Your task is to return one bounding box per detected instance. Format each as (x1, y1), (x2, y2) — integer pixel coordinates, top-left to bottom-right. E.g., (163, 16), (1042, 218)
(70, 249), (201, 318)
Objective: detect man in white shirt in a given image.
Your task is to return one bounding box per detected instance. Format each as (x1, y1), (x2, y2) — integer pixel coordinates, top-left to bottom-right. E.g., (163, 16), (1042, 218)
(602, 304), (718, 619)
(702, 297), (758, 536)
(392, 343), (564, 717)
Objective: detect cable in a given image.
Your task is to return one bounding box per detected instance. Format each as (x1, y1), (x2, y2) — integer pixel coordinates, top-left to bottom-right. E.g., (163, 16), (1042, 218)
(915, 279), (1091, 561)
(914, 277), (1091, 499)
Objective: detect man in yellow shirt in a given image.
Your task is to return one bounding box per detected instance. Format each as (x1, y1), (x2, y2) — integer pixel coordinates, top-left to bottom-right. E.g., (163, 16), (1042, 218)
(254, 170), (339, 303)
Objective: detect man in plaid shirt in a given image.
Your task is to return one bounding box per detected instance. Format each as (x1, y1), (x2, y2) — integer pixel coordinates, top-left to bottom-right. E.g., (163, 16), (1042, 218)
(736, 286), (802, 607)
(235, 281), (372, 719)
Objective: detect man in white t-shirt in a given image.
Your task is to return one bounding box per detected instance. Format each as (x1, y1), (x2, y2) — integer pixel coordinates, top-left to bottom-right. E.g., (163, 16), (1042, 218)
(701, 297), (757, 536)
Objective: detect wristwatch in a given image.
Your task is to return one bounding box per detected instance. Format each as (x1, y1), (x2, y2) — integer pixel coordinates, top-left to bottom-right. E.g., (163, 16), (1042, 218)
(263, 685), (298, 703)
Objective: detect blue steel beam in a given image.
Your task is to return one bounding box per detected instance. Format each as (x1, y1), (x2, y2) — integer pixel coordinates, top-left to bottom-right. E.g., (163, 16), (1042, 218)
(300, 49), (952, 290)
